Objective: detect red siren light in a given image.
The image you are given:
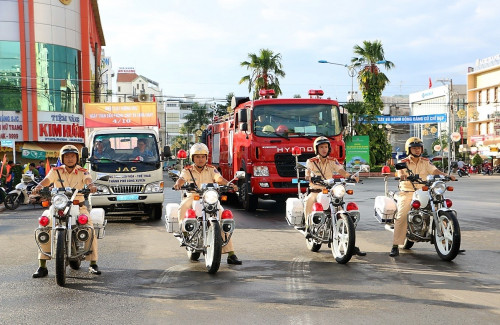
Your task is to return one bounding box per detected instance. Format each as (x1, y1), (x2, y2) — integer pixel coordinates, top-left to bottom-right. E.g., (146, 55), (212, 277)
(291, 146), (301, 156)
(381, 165), (391, 175)
(77, 214), (89, 225)
(312, 202), (324, 212)
(177, 149), (187, 159)
(308, 89), (324, 97)
(346, 202), (359, 211)
(185, 209), (197, 219)
(221, 210), (234, 219)
(39, 216), (50, 227)
(412, 200), (421, 209)
(445, 199), (453, 208)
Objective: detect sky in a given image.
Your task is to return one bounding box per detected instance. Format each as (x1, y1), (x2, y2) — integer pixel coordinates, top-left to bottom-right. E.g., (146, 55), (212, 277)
(98, 0), (500, 104)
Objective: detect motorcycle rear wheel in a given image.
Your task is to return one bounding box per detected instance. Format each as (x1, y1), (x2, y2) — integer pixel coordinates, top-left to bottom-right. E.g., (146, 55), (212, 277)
(4, 193), (20, 210)
(205, 220), (222, 274)
(55, 229), (67, 286)
(403, 238), (414, 249)
(187, 248), (201, 261)
(331, 214), (355, 264)
(434, 211), (461, 261)
(306, 237), (322, 252)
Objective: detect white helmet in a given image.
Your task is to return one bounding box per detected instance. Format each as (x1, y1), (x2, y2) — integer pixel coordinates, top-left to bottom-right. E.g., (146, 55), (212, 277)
(189, 143), (209, 162)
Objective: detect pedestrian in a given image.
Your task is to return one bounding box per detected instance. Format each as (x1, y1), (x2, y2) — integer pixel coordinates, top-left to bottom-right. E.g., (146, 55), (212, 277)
(37, 161), (46, 178)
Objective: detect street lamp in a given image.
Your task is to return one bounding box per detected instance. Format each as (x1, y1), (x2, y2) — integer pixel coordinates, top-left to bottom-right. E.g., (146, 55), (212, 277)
(436, 78), (454, 173)
(318, 60), (386, 102)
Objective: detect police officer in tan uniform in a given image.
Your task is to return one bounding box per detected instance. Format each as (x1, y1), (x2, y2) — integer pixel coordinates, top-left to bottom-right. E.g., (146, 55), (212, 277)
(304, 137), (365, 256)
(173, 143), (242, 265)
(390, 137), (456, 257)
(32, 145), (101, 277)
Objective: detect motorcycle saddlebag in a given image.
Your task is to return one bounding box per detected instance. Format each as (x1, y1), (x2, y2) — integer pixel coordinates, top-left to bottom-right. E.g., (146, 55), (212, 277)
(286, 198), (304, 226)
(165, 203), (180, 233)
(90, 208), (106, 239)
(374, 196), (397, 223)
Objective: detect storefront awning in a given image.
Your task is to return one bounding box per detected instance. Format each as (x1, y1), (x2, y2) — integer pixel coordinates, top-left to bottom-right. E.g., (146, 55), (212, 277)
(21, 143), (83, 159)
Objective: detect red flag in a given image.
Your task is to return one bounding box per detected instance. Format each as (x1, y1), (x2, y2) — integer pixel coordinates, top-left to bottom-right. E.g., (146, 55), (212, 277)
(45, 157), (51, 175)
(0, 154), (6, 178)
(429, 77), (432, 89)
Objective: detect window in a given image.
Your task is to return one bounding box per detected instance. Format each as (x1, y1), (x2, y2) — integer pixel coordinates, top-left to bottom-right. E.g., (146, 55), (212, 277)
(478, 90), (482, 106)
(0, 41), (21, 111)
(495, 87), (498, 103)
(486, 88), (490, 104)
(118, 86), (121, 92)
(35, 43), (80, 112)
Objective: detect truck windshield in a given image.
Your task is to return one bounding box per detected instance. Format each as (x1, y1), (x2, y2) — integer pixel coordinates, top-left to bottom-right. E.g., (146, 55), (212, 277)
(253, 104), (342, 138)
(92, 133), (159, 164)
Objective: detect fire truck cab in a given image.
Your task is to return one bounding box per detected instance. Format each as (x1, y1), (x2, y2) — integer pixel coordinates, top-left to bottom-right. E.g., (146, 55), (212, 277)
(204, 90), (348, 211)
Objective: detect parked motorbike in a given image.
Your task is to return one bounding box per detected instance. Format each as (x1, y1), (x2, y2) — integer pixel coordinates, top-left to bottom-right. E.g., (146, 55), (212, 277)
(167, 168), (180, 182)
(0, 179), (7, 205)
(34, 175), (108, 287)
(165, 171), (244, 274)
(482, 164), (493, 175)
(4, 174), (46, 210)
(285, 147), (359, 264)
(374, 162), (461, 261)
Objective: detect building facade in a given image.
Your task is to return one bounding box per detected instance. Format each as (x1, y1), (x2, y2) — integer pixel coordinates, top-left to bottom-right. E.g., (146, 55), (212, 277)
(466, 53), (500, 161)
(0, 0), (105, 162)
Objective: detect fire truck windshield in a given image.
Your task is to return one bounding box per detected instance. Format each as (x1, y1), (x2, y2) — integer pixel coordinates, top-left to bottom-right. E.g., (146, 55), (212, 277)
(253, 104), (342, 137)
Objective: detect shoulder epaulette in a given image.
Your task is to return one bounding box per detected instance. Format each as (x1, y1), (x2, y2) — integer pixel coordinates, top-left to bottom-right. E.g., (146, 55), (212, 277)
(184, 165), (193, 170)
(207, 164), (216, 168)
(401, 158), (410, 162)
(326, 157), (338, 161)
(421, 157), (430, 161)
(309, 157), (320, 162)
(76, 167), (88, 172)
(52, 166), (64, 170)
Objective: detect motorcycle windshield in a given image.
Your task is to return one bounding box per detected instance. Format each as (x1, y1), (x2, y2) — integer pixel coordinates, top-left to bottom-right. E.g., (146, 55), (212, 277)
(90, 133), (160, 172)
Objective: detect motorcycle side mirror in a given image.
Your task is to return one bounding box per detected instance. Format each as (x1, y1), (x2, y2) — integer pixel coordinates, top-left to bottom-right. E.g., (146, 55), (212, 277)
(234, 171), (245, 180)
(395, 162), (408, 170)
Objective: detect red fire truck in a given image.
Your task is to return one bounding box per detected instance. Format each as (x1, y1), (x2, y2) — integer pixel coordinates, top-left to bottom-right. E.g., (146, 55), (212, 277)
(203, 89), (348, 211)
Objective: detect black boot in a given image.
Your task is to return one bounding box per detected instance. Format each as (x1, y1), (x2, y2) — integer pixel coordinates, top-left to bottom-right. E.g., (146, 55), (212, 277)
(389, 246), (399, 257)
(89, 264), (101, 275)
(354, 246), (366, 256)
(227, 254), (242, 265)
(32, 267), (48, 278)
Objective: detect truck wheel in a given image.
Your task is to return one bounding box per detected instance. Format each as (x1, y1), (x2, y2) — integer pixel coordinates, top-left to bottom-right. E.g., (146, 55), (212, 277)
(240, 182), (257, 212)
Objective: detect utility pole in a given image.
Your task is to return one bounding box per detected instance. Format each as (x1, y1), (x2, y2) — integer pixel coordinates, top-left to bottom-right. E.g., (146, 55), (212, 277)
(437, 78), (454, 173)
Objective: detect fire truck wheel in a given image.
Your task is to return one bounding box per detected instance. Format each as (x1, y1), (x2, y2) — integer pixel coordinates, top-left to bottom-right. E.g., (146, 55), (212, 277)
(240, 182), (257, 212)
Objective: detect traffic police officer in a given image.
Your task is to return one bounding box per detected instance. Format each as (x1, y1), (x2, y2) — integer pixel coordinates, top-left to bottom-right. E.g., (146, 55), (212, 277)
(304, 136), (365, 256)
(173, 143), (242, 265)
(32, 145), (101, 277)
(390, 137), (456, 257)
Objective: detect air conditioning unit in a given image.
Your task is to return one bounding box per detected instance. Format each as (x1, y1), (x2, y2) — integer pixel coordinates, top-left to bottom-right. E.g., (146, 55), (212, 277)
(139, 93), (150, 102)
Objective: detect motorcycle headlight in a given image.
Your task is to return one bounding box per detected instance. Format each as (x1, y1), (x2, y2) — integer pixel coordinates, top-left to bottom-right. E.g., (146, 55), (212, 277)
(432, 181), (446, 195)
(52, 194), (69, 209)
(144, 181), (164, 193)
(253, 166), (269, 177)
(203, 189), (219, 205)
(331, 184), (346, 198)
(94, 184), (110, 195)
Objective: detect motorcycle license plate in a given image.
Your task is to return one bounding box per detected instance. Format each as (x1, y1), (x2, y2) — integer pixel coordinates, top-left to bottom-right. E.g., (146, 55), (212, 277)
(116, 194), (139, 201)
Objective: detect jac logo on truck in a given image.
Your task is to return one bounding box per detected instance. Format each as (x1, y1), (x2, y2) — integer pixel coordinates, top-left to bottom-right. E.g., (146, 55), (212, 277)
(277, 146), (314, 153)
(115, 166), (137, 172)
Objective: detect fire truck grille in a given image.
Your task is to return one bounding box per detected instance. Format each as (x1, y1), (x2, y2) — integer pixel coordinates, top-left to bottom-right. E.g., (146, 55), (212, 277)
(274, 153), (315, 177)
(111, 185), (143, 194)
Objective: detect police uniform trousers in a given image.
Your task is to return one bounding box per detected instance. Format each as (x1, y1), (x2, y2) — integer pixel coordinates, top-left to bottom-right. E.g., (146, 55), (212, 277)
(304, 192), (320, 228)
(178, 193), (234, 253)
(393, 192), (413, 246)
(38, 205), (98, 261)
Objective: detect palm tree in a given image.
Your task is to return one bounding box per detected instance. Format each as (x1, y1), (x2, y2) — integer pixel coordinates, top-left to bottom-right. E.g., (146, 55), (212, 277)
(350, 40), (395, 165)
(239, 49), (285, 99)
(183, 102), (212, 144)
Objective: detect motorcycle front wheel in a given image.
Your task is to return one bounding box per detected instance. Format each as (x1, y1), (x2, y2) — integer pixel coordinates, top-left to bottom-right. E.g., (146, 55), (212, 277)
(55, 229), (67, 286)
(403, 238), (414, 249)
(434, 211), (461, 261)
(4, 193), (20, 210)
(205, 220), (222, 274)
(331, 214), (355, 264)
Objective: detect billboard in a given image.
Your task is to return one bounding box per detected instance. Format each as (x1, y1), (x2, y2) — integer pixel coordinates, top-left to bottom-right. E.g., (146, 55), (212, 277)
(84, 102), (157, 128)
(345, 135), (370, 172)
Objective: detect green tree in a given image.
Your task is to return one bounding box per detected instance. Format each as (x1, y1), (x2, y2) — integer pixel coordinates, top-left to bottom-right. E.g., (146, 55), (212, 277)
(183, 102), (212, 142)
(239, 49), (285, 99)
(471, 153), (483, 167)
(213, 92), (234, 117)
(351, 40), (395, 165)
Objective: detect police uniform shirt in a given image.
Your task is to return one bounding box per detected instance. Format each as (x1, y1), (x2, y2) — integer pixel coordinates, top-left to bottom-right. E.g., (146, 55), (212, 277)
(305, 156), (344, 190)
(45, 165), (92, 202)
(179, 164), (224, 187)
(397, 157), (438, 192)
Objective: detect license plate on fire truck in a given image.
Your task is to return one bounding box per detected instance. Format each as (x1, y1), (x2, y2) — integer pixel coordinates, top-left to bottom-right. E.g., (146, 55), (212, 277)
(116, 194), (139, 201)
